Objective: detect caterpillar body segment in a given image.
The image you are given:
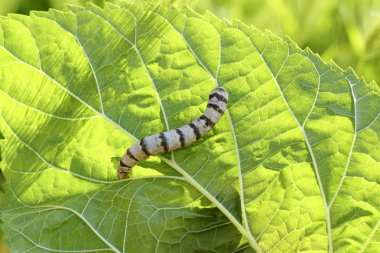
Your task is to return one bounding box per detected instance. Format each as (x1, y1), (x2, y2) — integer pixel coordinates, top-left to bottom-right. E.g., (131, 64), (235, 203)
(117, 86), (228, 179)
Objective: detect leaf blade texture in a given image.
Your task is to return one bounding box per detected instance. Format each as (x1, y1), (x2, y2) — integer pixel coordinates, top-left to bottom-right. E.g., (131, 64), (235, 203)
(0, 3), (379, 253)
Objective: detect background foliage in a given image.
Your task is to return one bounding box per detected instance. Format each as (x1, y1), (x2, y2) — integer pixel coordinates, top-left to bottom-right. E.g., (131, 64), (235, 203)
(0, 0), (380, 84)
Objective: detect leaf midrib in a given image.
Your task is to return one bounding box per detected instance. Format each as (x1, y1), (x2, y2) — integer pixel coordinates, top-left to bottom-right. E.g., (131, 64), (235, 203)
(83, 8), (171, 133)
(1, 12), (263, 252)
(72, 7), (262, 252)
(4, 6), (364, 252)
(148, 9), (259, 250)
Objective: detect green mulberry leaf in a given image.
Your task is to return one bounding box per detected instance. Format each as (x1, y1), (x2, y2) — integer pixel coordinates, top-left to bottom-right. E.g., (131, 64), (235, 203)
(0, 3), (379, 253)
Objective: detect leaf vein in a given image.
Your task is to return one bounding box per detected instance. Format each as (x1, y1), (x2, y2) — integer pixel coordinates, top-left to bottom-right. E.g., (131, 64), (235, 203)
(54, 11), (105, 114)
(86, 8), (170, 132)
(152, 11), (262, 252)
(243, 31), (333, 252)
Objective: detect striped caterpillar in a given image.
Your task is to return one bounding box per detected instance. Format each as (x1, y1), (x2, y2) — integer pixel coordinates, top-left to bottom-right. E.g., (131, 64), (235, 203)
(117, 86), (228, 179)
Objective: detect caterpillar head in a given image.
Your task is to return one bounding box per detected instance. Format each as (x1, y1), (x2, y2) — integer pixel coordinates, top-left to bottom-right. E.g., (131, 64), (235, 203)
(117, 166), (131, 179)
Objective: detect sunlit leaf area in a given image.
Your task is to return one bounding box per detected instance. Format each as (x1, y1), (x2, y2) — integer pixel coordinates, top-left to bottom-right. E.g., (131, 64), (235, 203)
(0, 1), (379, 252)
(1, 0), (380, 84)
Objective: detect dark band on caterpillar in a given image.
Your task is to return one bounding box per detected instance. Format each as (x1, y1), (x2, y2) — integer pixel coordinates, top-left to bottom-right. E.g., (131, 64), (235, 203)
(209, 93), (228, 103)
(127, 149), (138, 161)
(189, 122), (201, 140)
(207, 103), (224, 114)
(117, 86), (229, 179)
(119, 159), (129, 167)
(176, 128), (186, 147)
(199, 115), (214, 127)
(140, 138), (150, 156)
(159, 132), (169, 153)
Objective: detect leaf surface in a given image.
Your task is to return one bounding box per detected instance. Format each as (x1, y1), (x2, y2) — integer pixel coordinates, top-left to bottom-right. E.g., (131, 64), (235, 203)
(0, 3), (379, 253)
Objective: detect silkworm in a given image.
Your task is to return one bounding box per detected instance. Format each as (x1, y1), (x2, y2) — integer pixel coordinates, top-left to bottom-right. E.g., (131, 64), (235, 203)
(117, 86), (228, 179)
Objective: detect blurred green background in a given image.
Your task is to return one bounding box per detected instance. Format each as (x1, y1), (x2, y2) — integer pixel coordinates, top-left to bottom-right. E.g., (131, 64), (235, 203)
(1, 0), (380, 84)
